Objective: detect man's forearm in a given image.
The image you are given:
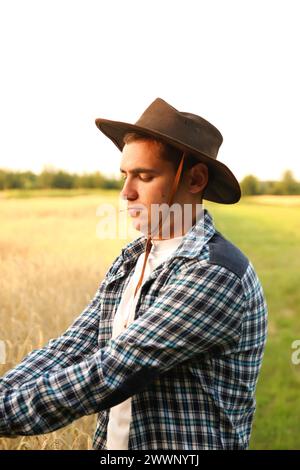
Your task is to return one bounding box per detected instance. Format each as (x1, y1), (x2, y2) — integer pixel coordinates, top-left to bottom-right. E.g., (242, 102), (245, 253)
(0, 351), (106, 436)
(0, 343), (158, 437)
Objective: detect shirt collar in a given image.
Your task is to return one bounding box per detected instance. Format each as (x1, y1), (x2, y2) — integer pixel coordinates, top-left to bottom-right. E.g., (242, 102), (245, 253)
(150, 233), (185, 254)
(121, 208), (216, 263)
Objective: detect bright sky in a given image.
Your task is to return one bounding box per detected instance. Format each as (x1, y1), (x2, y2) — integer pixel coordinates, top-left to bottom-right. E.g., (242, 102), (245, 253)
(0, 0), (299, 181)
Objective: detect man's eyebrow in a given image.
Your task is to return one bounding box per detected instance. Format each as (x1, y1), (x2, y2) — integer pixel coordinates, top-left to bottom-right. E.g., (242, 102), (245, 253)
(119, 167), (159, 174)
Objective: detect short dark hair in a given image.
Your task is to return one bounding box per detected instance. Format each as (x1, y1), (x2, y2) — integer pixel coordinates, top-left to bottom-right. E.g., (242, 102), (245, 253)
(123, 131), (201, 174)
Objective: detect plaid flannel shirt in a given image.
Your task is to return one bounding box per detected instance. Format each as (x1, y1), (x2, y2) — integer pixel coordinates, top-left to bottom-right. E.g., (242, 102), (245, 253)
(0, 209), (268, 450)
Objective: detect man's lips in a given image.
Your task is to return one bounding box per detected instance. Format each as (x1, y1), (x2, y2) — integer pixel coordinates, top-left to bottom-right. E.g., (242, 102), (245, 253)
(128, 207), (143, 216)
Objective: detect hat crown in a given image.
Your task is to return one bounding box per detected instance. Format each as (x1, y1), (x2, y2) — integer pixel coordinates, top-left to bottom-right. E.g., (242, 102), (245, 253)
(135, 98), (223, 160)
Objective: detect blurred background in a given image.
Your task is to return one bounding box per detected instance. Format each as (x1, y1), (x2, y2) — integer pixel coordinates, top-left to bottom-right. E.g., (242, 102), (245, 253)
(0, 0), (299, 450)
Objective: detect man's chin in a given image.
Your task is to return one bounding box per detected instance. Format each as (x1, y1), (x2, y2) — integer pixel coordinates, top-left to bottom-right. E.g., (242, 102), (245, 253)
(131, 218), (147, 234)
(130, 217), (153, 237)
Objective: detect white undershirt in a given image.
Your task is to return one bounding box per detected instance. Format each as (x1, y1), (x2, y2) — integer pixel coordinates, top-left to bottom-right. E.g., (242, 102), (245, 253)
(106, 234), (185, 450)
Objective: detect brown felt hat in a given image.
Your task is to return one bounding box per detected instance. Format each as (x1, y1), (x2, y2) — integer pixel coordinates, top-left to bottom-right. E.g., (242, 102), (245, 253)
(95, 97), (241, 204)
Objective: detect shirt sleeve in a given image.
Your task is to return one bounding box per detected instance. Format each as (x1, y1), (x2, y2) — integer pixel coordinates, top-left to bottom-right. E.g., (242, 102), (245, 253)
(0, 279), (104, 392)
(0, 262), (245, 437)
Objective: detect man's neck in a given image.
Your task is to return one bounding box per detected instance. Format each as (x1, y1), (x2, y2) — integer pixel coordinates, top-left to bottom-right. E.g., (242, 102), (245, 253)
(150, 202), (204, 240)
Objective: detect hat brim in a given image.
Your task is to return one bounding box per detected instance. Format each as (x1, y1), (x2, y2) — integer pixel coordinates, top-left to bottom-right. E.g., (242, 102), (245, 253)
(95, 118), (241, 204)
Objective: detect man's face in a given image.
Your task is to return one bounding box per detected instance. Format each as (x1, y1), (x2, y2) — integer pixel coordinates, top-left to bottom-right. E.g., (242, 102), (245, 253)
(120, 140), (179, 237)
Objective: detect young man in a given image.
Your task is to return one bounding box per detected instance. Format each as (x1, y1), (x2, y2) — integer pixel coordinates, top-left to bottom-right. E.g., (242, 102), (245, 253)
(0, 98), (268, 450)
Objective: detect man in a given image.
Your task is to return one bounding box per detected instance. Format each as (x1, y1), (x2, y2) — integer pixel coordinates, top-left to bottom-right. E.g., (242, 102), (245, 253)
(0, 98), (267, 450)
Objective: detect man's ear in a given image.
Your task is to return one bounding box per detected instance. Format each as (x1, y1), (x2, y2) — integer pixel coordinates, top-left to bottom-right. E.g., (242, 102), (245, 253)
(189, 163), (208, 194)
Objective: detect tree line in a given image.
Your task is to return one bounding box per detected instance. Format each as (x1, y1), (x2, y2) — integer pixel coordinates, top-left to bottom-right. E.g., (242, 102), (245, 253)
(0, 167), (299, 195)
(240, 170), (300, 195)
(0, 167), (122, 190)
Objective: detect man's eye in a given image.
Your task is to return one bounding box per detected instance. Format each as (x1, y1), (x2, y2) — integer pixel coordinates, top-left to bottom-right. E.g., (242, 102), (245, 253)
(139, 175), (153, 182)
(120, 174), (153, 182)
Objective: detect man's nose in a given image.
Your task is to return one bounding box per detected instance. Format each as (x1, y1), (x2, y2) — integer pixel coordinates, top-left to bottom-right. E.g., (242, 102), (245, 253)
(120, 178), (138, 201)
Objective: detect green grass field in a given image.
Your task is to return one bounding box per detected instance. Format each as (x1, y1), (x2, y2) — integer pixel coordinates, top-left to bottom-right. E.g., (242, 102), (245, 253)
(207, 196), (300, 449)
(0, 190), (300, 449)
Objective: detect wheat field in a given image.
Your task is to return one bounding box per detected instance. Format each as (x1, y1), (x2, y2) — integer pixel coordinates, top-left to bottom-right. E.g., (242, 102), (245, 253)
(0, 191), (132, 450)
